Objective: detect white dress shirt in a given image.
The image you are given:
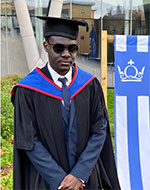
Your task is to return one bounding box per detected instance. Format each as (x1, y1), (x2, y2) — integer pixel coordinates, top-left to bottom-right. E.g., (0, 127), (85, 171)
(47, 62), (72, 87)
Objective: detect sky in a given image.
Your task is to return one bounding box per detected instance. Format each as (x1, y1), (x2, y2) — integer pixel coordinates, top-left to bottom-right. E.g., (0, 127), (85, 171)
(62, 0), (145, 6)
(26, 0), (146, 18)
(101, 0), (143, 6)
(26, 0), (144, 6)
(93, 0), (145, 18)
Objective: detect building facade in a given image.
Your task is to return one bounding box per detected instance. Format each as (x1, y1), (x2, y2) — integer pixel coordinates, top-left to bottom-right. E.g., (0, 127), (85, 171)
(1, 0), (150, 76)
(62, 1), (95, 54)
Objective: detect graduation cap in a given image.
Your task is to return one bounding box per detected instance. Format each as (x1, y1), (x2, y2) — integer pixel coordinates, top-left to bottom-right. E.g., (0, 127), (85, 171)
(37, 16), (89, 40)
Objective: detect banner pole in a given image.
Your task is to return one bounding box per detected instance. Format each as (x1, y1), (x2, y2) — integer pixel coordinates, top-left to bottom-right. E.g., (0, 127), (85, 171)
(101, 30), (107, 106)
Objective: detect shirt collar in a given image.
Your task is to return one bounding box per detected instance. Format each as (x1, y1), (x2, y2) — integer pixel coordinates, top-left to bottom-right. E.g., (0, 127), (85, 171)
(47, 62), (72, 85)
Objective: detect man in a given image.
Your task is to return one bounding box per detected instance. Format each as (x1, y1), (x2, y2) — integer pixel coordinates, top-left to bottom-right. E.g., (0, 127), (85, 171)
(11, 16), (120, 190)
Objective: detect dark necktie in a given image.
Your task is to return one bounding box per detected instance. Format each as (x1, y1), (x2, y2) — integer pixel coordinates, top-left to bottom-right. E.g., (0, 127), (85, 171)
(58, 77), (71, 158)
(59, 77), (70, 108)
(58, 77), (70, 124)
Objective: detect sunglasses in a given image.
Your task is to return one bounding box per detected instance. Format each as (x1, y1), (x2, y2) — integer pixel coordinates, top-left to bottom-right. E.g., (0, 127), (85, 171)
(49, 43), (78, 54)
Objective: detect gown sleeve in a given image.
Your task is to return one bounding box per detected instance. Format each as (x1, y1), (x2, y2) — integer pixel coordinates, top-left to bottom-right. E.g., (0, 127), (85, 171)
(70, 117), (107, 182)
(14, 87), (34, 150)
(13, 87), (67, 189)
(26, 128), (67, 190)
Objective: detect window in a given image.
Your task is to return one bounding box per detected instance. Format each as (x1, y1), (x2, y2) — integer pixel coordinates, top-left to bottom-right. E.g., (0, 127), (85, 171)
(62, 9), (70, 17)
(81, 10), (85, 14)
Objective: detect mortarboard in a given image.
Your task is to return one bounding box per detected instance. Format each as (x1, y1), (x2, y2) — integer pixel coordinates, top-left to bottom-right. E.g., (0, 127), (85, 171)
(37, 16), (89, 40)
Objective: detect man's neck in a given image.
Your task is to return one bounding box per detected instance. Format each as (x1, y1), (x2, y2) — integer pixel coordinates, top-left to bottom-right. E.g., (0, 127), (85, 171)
(47, 62), (72, 85)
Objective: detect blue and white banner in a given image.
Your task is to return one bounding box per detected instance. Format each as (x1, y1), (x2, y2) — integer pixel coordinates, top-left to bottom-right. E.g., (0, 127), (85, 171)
(114, 35), (150, 190)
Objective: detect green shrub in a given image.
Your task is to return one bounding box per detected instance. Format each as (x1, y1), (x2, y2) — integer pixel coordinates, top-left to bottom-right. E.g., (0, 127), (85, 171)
(1, 168), (13, 190)
(1, 75), (24, 139)
(1, 75), (23, 190)
(1, 137), (13, 167)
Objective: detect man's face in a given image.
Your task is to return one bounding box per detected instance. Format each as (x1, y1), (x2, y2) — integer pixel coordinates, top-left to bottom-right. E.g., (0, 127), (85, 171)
(43, 36), (77, 76)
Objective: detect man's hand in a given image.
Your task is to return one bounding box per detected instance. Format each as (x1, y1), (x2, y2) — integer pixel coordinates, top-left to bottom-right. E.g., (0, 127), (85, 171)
(58, 174), (85, 190)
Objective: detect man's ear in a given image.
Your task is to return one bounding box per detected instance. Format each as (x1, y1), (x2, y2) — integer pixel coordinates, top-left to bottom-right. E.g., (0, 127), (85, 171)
(43, 41), (49, 52)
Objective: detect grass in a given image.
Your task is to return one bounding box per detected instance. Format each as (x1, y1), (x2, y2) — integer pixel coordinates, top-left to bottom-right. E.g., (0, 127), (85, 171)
(1, 75), (114, 189)
(107, 89), (115, 148)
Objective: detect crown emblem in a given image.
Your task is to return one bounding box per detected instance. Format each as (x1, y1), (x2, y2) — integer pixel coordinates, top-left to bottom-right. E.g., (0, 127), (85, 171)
(117, 59), (145, 82)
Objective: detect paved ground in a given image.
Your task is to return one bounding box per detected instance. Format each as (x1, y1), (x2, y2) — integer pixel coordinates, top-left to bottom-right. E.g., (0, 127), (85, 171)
(76, 55), (114, 88)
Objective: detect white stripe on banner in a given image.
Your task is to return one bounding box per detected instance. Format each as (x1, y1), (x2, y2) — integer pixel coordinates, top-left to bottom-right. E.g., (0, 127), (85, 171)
(137, 36), (149, 52)
(138, 96), (150, 190)
(116, 35), (127, 52)
(116, 96), (130, 190)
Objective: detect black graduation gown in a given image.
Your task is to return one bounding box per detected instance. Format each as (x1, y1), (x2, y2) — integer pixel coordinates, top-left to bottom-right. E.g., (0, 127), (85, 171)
(11, 64), (120, 190)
